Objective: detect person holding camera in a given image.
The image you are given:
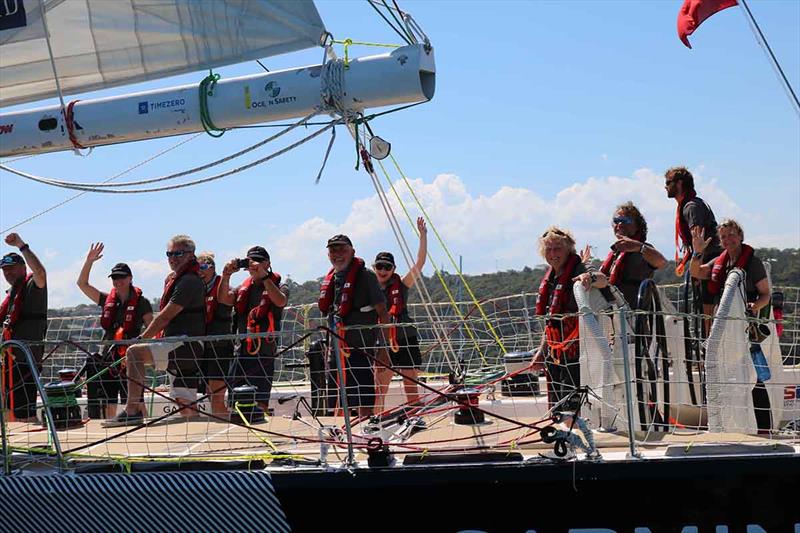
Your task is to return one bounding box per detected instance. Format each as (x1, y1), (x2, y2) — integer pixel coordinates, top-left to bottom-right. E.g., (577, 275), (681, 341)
(690, 219), (772, 432)
(76, 243), (153, 419)
(218, 246), (288, 412)
(596, 202), (666, 308)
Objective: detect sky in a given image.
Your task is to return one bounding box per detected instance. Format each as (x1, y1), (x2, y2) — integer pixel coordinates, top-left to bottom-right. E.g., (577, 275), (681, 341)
(1, 0), (799, 308)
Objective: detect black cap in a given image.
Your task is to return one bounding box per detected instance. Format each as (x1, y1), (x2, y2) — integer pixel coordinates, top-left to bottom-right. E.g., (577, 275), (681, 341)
(1, 252), (25, 268)
(108, 263), (132, 278)
(326, 234), (352, 248)
(374, 252), (395, 267)
(246, 246), (270, 262)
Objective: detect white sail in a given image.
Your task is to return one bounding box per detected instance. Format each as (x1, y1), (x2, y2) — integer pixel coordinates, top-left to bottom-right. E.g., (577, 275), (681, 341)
(0, 0), (326, 107)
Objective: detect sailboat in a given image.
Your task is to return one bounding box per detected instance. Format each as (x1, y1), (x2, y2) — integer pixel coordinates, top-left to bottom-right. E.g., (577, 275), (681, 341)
(1, 1), (799, 531)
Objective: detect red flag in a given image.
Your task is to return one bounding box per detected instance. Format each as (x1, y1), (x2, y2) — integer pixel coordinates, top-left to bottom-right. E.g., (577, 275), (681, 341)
(677, 0), (738, 48)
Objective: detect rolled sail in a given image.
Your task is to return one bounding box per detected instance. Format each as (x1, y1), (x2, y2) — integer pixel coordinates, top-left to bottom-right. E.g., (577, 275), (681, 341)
(0, 0), (326, 108)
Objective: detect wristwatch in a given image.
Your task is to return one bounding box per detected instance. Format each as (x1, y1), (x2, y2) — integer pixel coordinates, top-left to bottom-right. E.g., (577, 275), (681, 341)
(18, 243), (29, 253)
(589, 272), (597, 284)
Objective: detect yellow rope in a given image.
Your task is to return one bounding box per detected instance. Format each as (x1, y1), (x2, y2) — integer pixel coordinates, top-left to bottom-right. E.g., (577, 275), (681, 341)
(235, 401), (278, 451)
(376, 158), (488, 365)
(332, 38), (403, 69)
(387, 153), (508, 354)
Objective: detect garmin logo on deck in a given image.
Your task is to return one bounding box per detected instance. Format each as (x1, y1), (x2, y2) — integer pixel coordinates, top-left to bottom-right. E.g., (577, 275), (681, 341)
(138, 98), (186, 114)
(0, 124), (13, 135)
(0, 0), (27, 31)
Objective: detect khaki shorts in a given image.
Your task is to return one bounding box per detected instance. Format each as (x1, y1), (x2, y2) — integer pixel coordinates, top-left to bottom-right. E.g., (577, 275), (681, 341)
(142, 340), (184, 371)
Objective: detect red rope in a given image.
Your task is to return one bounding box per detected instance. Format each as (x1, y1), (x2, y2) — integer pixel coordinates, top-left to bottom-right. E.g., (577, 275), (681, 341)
(65, 100), (87, 150)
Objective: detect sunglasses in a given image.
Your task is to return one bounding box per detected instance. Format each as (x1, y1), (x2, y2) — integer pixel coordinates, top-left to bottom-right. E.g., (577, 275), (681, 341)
(110, 275), (129, 280)
(374, 263), (394, 271)
(165, 250), (189, 258)
(665, 178), (678, 186)
(0, 257), (18, 266)
(612, 216), (633, 225)
(199, 263), (213, 271)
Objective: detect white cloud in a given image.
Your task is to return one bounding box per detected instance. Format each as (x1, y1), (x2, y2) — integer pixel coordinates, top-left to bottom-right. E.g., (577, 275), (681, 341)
(4, 167), (797, 308)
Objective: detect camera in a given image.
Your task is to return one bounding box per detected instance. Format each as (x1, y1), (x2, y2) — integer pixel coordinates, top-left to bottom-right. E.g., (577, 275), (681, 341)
(236, 258), (250, 269)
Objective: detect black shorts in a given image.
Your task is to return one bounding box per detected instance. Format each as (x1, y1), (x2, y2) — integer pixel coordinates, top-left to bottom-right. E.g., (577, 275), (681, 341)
(230, 347), (276, 403)
(544, 357), (581, 412)
(5, 356), (41, 420)
(389, 337), (422, 369)
(86, 358), (128, 405)
(167, 341), (203, 390)
(201, 341), (234, 382)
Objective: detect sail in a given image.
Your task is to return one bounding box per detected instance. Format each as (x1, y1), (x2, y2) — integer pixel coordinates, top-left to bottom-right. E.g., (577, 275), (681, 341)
(0, 0), (326, 108)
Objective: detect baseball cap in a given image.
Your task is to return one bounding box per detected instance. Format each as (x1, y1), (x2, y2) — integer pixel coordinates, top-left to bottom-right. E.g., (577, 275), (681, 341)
(246, 246), (270, 262)
(374, 252), (395, 267)
(0, 252), (25, 268)
(108, 263), (132, 278)
(326, 234), (353, 248)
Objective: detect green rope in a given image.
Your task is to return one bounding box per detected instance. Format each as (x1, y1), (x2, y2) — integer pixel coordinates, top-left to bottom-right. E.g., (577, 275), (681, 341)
(199, 71), (225, 138)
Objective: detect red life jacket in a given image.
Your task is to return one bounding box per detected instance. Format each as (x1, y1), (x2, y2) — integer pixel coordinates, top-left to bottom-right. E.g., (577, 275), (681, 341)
(100, 286), (142, 357)
(535, 254), (580, 363)
(160, 260), (200, 311)
(674, 191), (697, 275)
(600, 234), (644, 286)
(707, 244), (754, 296)
(0, 273), (32, 341)
(384, 273), (405, 353)
(236, 272), (282, 354)
(205, 275), (223, 325)
(318, 257), (365, 317)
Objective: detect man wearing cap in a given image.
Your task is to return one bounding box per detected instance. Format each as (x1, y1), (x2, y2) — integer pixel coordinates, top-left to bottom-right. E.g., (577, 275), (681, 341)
(372, 216), (428, 413)
(318, 234), (389, 417)
(106, 234), (205, 426)
(218, 246), (289, 412)
(76, 242), (153, 418)
(1, 233), (48, 422)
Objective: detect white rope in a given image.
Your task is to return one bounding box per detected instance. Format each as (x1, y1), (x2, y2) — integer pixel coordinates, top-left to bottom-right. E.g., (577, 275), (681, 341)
(1, 120), (341, 194)
(0, 112), (320, 189)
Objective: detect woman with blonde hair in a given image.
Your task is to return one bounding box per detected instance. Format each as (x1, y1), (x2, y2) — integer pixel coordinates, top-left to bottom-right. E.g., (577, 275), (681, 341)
(532, 227), (606, 410)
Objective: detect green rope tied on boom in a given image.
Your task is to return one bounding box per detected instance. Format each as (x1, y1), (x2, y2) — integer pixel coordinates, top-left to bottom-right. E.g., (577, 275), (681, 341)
(199, 70), (225, 138)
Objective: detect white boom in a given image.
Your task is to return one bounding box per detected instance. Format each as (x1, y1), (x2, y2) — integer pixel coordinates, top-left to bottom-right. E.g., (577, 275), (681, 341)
(0, 44), (434, 157)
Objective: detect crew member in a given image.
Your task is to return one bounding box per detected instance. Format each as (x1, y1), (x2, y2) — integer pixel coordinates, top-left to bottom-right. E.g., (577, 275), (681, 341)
(598, 202), (667, 308)
(665, 166), (723, 318)
(76, 242), (153, 418)
(197, 252), (234, 417)
(106, 234), (205, 426)
(218, 246), (288, 413)
(319, 234), (389, 417)
(532, 227), (605, 410)
(373, 216), (428, 413)
(690, 219), (772, 433)
(1, 233), (47, 423)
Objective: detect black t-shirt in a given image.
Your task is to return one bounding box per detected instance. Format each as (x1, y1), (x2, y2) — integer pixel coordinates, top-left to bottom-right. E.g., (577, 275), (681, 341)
(383, 281), (417, 341)
(334, 263), (385, 349)
(163, 273), (205, 338)
(721, 253), (767, 303)
(233, 279), (290, 356)
(97, 290), (153, 340)
(2, 276), (47, 364)
(205, 277), (232, 336)
(608, 248), (656, 308)
(683, 197), (722, 260)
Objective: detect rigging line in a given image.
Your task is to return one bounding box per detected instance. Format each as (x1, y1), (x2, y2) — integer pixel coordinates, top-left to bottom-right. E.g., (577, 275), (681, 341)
(381, 0), (414, 43)
(738, 0), (800, 116)
(0, 133), (201, 235)
(365, 0), (412, 45)
(6, 120), (341, 194)
(375, 157), (488, 367)
(388, 153), (509, 354)
(0, 111), (320, 189)
(255, 59), (270, 72)
(353, 126), (463, 372)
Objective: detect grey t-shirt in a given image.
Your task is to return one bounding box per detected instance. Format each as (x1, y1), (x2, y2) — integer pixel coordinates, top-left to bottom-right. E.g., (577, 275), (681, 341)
(164, 274), (205, 338)
(3, 276), (47, 363)
(683, 197), (722, 260)
(606, 248), (656, 308)
(334, 263), (385, 349)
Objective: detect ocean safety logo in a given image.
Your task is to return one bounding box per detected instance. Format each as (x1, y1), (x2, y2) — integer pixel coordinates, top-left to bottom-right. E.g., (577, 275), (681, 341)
(265, 81), (281, 99)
